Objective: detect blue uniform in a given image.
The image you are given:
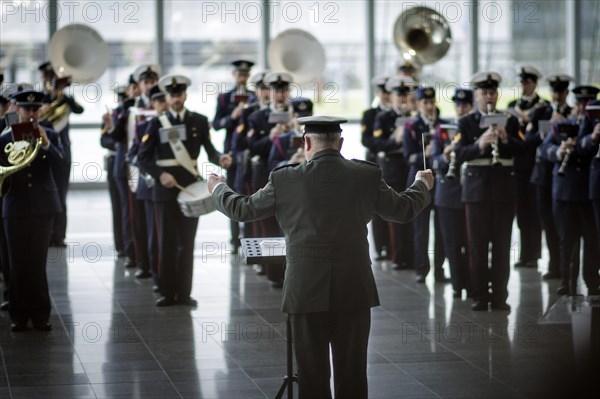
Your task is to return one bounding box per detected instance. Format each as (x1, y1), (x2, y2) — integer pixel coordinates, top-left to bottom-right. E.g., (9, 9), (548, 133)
(100, 127), (124, 256)
(0, 126), (65, 325)
(361, 106), (390, 258)
(528, 104), (572, 276)
(539, 117), (599, 293)
(138, 109), (222, 301)
(372, 109), (414, 268)
(403, 114), (447, 279)
(431, 124), (469, 293)
(455, 109), (524, 304)
(268, 130), (301, 171)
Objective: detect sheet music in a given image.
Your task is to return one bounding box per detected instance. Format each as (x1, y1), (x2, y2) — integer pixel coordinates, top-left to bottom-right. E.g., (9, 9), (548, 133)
(259, 239), (286, 257)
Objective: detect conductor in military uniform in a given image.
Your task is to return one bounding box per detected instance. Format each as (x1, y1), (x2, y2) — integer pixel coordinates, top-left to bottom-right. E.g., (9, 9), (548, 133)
(208, 116), (433, 399)
(455, 72), (524, 311)
(138, 75), (231, 306)
(0, 90), (65, 331)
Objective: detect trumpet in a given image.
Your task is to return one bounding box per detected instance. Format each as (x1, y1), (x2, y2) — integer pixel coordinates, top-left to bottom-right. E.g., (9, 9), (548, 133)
(488, 103), (501, 166)
(445, 146), (457, 180)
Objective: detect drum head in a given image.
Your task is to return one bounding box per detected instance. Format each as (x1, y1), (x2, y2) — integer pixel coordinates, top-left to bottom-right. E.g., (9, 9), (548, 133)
(177, 181), (215, 217)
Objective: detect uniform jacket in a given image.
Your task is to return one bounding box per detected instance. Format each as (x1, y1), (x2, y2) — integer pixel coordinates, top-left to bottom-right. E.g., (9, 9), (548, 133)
(430, 122), (463, 209)
(539, 117), (589, 202)
(529, 103), (572, 187)
(361, 105), (386, 156)
(403, 114), (448, 187)
(372, 108), (410, 185)
(137, 109), (221, 202)
(455, 109), (524, 203)
(0, 126), (65, 218)
(213, 88), (255, 153)
(577, 109), (600, 200)
(268, 131), (301, 171)
(212, 149), (431, 314)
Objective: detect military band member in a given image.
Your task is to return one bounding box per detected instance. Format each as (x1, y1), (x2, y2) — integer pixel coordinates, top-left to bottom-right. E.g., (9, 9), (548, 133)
(455, 72), (524, 311)
(100, 85), (129, 259)
(540, 86), (600, 296)
(431, 88), (473, 297)
(507, 65), (547, 269)
(0, 76), (7, 311)
(372, 76), (417, 270)
(528, 74), (573, 280)
(0, 90), (66, 331)
(246, 72), (293, 287)
(213, 60), (255, 252)
(579, 98), (600, 258)
(127, 85), (169, 282)
(138, 75), (232, 306)
(38, 61), (85, 247)
(403, 87), (448, 282)
(361, 76), (391, 260)
(108, 64), (161, 270)
(268, 97), (312, 170)
(209, 116), (433, 399)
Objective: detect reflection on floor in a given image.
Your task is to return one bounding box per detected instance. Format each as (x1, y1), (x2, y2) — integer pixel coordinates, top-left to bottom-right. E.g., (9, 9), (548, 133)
(0, 190), (591, 398)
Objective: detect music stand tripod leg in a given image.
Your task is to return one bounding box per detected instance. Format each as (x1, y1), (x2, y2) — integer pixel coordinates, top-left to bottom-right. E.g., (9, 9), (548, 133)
(275, 314), (298, 399)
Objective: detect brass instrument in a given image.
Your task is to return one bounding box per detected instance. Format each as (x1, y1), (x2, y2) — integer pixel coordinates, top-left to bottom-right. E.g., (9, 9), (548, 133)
(0, 137), (43, 196)
(445, 147), (457, 180)
(488, 103), (501, 166)
(39, 95), (70, 130)
(393, 6), (452, 71)
(268, 29), (325, 86)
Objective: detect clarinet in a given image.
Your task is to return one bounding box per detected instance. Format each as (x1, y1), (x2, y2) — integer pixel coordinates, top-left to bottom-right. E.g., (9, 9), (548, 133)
(488, 103), (501, 166)
(445, 148), (457, 180)
(558, 114), (583, 176)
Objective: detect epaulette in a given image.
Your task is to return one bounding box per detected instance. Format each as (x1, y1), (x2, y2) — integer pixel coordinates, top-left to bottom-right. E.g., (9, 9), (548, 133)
(351, 159), (380, 168)
(272, 162), (300, 172)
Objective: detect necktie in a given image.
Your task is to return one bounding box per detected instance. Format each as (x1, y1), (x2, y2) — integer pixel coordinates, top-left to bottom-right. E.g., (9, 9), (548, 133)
(174, 114), (181, 124)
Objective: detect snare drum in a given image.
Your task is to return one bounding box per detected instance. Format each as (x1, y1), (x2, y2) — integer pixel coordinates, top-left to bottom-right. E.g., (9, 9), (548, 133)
(177, 181), (215, 217)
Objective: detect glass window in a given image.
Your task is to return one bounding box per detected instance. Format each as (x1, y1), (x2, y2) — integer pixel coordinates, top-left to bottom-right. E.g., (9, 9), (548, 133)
(581, 0), (599, 85)
(0, 1), (48, 85)
(478, 0), (567, 107)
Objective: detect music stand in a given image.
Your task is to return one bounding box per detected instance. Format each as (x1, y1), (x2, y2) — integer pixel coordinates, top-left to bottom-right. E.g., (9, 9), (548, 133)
(240, 238), (298, 399)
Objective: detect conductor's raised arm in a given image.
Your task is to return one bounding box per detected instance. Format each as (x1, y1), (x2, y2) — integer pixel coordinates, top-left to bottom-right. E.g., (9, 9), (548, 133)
(374, 169), (433, 223)
(210, 174), (276, 222)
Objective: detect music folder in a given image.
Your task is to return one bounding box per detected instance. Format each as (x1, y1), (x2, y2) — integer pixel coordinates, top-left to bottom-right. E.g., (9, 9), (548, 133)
(233, 94), (249, 104)
(158, 124), (186, 144)
(395, 117), (411, 128)
(268, 111), (291, 125)
(538, 121), (551, 137)
(11, 122), (40, 142)
(479, 114), (508, 129)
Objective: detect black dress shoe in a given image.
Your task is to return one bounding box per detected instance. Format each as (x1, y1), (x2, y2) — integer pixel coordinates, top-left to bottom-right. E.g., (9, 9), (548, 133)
(123, 258), (137, 268)
(10, 322), (28, 332)
(491, 302), (511, 311)
(514, 259), (538, 268)
(435, 275), (451, 283)
(471, 301), (489, 311)
(542, 272), (561, 280)
(0, 301), (9, 311)
(156, 297), (175, 307)
(32, 322), (52, 331)
(269, 280), (284, 289)
(556, 285), (569, 296)
(152, 285), (160, 293)
(415, 275), (426, 283)
(135, 270), (152, 279)
(177, 297), (198, 306)
(392, 263), (413, 270)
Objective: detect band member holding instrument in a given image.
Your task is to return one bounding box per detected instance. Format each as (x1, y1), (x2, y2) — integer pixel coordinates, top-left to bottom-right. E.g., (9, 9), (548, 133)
(246, 72), (293, 287)
(0, 90), (66, 331)
(209, 116), (432, 399)
(372, 76), (417, 270)
(578, 98), (600, 259)
(430, 88), (473, 298)
(213, 60), (255, 254)
(403, 87), (449, 283)
(455, 72), (523, 311)
(126, 85), (169, 283)
(0, 79), (8, 312)
(100, 85), (128, 259)
(138, 75), (231, 306)
(268, 97), (313, 170)
(507, 65), (548, 269)
(108, 65), (161, 271)
(528, 74), (573, 280)
(540, 85), (600, 296)
(38, 61), (85, 248)
(361, 76), (391, 261)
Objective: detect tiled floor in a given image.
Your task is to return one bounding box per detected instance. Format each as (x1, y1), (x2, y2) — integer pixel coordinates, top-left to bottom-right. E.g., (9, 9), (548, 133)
(0, 190), (593, 398)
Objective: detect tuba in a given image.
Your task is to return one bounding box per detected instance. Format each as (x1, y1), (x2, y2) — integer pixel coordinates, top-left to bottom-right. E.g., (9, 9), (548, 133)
(268, 29), (325, 86)
(42, 24), (109, 130)
(393, 6), (452, 69)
